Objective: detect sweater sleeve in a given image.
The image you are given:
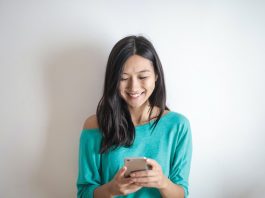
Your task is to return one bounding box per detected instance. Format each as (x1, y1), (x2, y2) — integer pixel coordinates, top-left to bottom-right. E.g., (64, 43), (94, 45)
(76, 129), (102, 198)
(169, 117), (192, 198)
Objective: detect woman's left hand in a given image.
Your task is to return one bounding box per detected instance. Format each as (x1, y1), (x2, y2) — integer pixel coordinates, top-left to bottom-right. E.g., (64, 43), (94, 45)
(129, 158), (168, 189)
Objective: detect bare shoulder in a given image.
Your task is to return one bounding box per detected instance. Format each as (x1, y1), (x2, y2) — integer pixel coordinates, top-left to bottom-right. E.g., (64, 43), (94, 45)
(83, 114), (99, 129)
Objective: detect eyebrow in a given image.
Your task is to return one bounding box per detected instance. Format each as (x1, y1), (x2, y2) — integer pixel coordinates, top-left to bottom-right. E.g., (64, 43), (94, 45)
(123, 69), (151, 75)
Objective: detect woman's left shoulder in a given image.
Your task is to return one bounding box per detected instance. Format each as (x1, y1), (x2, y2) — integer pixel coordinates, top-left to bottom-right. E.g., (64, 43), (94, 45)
(166, 111), (190, 126)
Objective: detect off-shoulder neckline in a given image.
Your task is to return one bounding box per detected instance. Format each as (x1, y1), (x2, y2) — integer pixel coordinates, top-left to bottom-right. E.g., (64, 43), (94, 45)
(82, 111), (173, 131)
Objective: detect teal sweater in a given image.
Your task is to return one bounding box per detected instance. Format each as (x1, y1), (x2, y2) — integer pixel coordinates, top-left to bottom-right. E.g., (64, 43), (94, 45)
(77, 111), (192, 197)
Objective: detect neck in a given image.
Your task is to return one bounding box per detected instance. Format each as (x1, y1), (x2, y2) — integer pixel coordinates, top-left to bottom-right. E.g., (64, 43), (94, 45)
(128, 103), (158, 126)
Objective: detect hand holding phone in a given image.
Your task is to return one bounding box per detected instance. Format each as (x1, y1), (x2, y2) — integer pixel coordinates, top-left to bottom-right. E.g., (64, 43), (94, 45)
(124, 157), (151, 178)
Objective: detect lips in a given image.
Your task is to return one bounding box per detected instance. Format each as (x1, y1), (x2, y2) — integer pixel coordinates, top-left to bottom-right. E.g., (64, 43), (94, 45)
(127, 91), (144, 98)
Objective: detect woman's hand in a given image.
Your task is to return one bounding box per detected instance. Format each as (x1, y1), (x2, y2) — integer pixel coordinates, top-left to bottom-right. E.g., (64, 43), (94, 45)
(129, 158), (168, 189)
(108, 166), (142, 196)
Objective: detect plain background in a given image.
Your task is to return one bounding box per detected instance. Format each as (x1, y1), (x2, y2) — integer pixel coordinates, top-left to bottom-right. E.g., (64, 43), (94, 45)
(0, 1), (264, 197)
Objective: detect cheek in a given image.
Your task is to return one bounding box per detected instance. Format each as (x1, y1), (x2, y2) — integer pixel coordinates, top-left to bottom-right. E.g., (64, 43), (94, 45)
(144, 80), (156, 91)
(118, 87), (123, 97)
(119, 84), (125, 92)
(119, 84), (127, 97)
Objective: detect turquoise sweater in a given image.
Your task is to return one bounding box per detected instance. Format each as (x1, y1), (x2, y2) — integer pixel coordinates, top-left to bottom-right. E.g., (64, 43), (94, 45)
(77, 111), (192, 197)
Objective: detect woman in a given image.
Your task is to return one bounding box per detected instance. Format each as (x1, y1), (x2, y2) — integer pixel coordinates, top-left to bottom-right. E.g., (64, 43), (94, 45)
(77, 35), (192, 198)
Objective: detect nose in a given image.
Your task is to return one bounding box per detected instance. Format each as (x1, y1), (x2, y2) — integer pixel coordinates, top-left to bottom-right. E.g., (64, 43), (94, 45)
(127, 77), (140, 91)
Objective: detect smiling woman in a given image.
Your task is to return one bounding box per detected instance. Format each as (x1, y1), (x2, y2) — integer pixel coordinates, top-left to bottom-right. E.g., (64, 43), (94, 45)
(119, 55), (158, 113)
(77, 35), (192, 198)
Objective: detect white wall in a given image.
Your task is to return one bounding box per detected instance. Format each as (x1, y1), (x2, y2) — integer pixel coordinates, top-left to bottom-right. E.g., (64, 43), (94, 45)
(1, 1), (264, 197)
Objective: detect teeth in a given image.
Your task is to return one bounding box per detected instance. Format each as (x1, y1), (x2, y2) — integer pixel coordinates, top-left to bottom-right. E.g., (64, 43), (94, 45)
(128, 92), (142, 98)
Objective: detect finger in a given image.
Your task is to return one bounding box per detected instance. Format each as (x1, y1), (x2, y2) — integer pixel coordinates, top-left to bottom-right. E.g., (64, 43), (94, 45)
(130, 170), (157, 178)
(134, 182), (157, 187)
(121, 177), (135, 185)
(117, 167), (136, 185)
(131, 176), (158, 183)
(146, 158), (160, 170)
(117, 166), (128, 178)
(123, 184), (142, 194)
(146, 158), (159, 166)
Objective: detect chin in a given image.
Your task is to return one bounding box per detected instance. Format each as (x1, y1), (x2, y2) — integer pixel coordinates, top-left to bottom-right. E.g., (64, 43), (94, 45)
(127, 100), (150, 109)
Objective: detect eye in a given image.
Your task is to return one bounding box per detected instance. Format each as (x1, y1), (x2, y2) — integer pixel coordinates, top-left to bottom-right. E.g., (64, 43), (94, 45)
(139, 76), (148, 80)
(120, 77), (128, 81)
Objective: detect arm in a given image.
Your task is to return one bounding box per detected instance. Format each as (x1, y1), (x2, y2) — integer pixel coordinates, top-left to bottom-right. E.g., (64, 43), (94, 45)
(77, 116), (142, 197)
(77, 134), (135, 198)
(76, 129), (102, 198)
(94, 183), (113, 198)
(158, 118), (192, 198)
(94, 166), (142, 197)
(130, 158), (185, 198)
(166, 117), (192, 198)
(77, 116), (102, 198)
(130, 117), (192, 198)
(159, 177), (185, 198)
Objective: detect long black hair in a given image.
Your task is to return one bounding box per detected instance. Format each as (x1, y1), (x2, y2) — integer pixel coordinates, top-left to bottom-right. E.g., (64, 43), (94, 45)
(96, 35), (169, 153)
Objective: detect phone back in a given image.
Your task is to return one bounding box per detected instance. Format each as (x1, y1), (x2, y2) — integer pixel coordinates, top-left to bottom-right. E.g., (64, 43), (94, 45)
(124, 157), (148, 177)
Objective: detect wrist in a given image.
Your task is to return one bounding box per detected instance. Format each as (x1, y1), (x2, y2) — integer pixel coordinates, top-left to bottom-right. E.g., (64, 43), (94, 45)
(159, 176), (170, 190)
(94, 182), (114, 198)
(106, 181), (114, 197)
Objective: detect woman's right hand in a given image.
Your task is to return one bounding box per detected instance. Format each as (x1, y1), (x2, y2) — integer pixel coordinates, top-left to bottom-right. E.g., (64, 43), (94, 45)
(108, 166), (142, 196)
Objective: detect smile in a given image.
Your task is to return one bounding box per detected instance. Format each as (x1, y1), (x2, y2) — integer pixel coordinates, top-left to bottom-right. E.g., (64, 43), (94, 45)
(127, 92), (144, 98)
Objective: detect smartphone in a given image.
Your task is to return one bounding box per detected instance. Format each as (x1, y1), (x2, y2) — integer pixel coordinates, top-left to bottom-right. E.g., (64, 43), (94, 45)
(124, 157), (151, 178)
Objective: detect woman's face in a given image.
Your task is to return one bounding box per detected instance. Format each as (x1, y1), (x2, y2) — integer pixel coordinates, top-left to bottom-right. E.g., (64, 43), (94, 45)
(119, 55), (157, 110)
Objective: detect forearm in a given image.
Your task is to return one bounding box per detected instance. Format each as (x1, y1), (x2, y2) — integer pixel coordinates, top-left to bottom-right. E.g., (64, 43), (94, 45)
(159, 177), (185, 198)
(94, 183), (113, 198)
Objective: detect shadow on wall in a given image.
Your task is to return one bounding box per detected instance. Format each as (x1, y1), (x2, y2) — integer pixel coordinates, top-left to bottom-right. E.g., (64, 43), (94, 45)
(33, 40), (108, 197)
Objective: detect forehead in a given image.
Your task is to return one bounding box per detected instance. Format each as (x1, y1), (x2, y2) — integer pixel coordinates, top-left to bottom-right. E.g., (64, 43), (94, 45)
(122, 55), (154, 74)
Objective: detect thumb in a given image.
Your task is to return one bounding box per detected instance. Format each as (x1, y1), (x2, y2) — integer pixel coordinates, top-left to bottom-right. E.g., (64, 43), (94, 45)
(117, 166), (127, 178)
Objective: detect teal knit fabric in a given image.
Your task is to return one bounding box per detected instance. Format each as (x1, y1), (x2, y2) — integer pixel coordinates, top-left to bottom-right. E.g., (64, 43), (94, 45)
(77, 111), (192, 197)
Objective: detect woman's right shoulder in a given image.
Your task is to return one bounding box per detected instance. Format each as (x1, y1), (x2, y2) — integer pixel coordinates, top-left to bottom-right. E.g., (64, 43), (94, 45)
(80, 114), (102, 144)
(83, 114), (99, 129)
